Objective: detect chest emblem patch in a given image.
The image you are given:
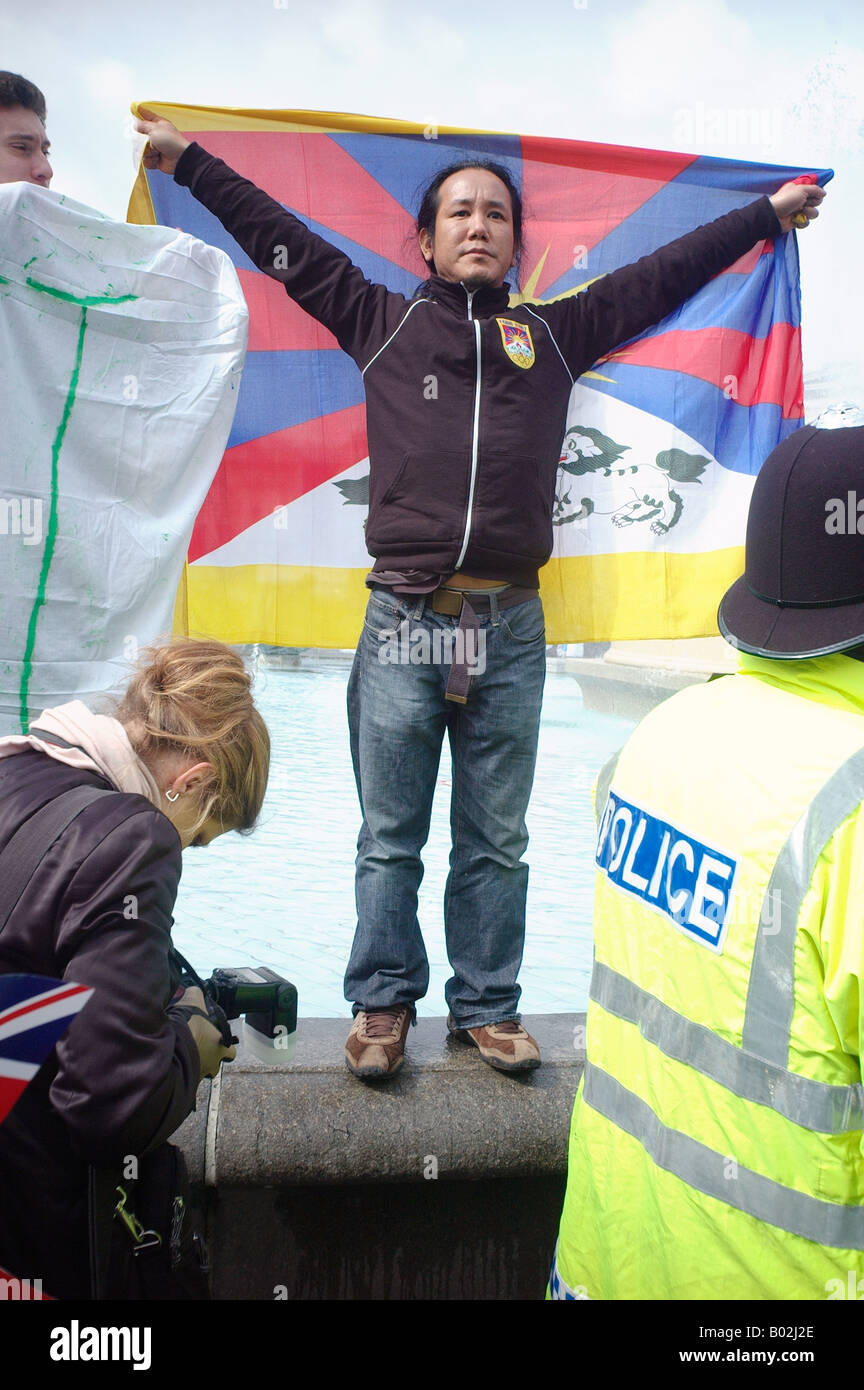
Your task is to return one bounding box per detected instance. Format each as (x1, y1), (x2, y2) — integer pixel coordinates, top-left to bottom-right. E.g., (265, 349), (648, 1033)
(497, 318), (535, 369)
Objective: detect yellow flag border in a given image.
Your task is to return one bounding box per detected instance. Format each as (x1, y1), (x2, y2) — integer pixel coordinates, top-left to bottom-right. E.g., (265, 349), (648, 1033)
(182, 550), (741, 649)
(127, 101), (516, 227)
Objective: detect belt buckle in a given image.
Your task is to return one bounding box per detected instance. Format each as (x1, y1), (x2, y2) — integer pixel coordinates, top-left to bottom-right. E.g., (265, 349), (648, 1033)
(432, 589), (463, 616)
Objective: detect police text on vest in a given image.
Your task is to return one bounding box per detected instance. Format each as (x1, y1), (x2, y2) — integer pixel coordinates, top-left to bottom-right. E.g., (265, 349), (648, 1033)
(596, 792), (737, 950)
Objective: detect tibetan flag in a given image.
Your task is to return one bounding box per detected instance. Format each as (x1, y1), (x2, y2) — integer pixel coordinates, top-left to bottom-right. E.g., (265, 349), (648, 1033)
(0, 975), (92, 1126)
(128, 106), (831, 644)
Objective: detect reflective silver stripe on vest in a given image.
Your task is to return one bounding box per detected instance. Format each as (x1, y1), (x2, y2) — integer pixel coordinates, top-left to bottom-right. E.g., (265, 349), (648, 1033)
(743, 745), (864, 1067)
(594, 751), (621, 828)
(547, 1244), (590, 1300)
(584, 1062), (864, 1250)
(591, 960), (864, 1133)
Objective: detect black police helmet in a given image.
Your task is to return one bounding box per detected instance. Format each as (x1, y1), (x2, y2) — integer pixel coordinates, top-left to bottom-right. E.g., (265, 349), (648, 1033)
(718, 424), (864, 659)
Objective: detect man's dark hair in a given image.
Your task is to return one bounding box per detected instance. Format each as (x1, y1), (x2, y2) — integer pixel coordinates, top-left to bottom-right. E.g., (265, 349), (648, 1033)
(0, 72), (46, 124)
(416, 160), (523, 275)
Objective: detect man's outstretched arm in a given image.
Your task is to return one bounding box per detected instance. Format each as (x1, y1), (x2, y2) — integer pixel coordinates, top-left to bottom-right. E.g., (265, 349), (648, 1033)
(134, 109), (399, 361)
(544, 178), (825, 377)
(768, 179), (824, 234)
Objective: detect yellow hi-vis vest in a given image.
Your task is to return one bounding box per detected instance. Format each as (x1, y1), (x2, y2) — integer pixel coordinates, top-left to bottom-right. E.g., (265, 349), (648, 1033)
(551, 655), (864, 1301)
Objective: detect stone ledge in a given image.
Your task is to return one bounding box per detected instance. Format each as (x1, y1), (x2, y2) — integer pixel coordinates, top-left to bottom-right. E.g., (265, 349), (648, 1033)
(546, 639), (738, 718)
(601, 638), (737, 675)
(174, 1013), (584, 1188)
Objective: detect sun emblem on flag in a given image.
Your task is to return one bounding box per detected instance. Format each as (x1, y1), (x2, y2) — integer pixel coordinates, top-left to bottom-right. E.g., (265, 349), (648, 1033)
(497, 318), (535, 369)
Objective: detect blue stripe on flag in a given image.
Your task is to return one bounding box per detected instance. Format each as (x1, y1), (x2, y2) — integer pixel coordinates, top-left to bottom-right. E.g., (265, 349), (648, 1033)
(330, 132), (523, 217)
(676, 155), (833, 193)
(582, 363), (801, 474)
(0, 977), (59, 1012)
(632, 258), (800, 338)
(542, 175), (803, 303)
(547, 183), (759, 296)
(226, 349), (365, 448)
(544, 244), (799, 334)
(0, 1017), (78, 1066)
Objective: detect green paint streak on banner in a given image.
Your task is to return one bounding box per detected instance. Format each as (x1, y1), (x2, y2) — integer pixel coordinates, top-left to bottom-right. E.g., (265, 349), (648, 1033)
(18, 307), (88, 732)
(25, 277), (137, 308)
(17, 279), (140, 731)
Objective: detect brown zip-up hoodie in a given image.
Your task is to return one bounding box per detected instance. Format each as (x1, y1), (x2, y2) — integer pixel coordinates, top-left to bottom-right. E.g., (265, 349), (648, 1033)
(175, 143), (782, 587)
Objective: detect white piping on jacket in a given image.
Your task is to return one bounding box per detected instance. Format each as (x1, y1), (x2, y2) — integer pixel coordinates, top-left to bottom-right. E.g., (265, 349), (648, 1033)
(524, 305), (574, 386)
(361, 298), (429, 377)
(455, 287), (482, 569)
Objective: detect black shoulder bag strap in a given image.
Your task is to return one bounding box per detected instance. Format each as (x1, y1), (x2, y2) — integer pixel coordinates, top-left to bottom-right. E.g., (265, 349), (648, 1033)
(0, 733), (117, 933)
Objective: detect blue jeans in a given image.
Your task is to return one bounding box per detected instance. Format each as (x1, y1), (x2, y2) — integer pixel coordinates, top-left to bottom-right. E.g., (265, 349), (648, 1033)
(345, 588), (546, 1027)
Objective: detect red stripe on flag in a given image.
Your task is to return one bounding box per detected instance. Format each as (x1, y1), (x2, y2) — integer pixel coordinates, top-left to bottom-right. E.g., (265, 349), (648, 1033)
(189, 403), (369, 562)
(599, 323), (803, 416)
(0, 983), (90, 1028)
(185, 131), (420, 276)
(521, 135), (697, 182)
(521, 160), (691, 298)
(0, 1076), (27, 1125)
(238, 270), (340, 352)
(719, 240), (770, 276)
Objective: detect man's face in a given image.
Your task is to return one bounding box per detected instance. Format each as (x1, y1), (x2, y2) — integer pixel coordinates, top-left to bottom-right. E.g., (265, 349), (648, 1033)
(418, 168), (517, 289)
(0, 105), (52, 187)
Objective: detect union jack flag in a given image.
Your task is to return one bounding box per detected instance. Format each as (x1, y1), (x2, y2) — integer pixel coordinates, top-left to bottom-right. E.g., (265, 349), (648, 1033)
(0, 975), (92, 1126)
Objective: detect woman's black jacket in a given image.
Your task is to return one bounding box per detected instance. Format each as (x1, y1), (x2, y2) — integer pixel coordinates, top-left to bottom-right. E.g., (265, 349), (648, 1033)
(0, 750), (199, 1297)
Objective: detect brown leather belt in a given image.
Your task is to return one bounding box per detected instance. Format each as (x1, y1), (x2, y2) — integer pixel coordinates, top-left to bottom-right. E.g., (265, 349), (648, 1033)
(432, 588), (479, 615)
(367, 582), (540, 704)
(432, 585), (540, 703)
(431, 586), (535, 616)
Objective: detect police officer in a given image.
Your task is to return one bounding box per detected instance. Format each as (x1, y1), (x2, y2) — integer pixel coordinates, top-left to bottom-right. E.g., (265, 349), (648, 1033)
(551, 424), (864, 1300)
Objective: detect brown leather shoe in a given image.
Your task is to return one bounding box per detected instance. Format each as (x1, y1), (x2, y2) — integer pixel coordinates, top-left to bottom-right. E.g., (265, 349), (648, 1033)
(345, 1007), (411, 1079)
(447, 1014), (541, 1072)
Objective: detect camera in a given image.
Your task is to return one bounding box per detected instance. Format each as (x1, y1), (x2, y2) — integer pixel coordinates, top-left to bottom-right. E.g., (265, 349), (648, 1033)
(171, 951), (298, 1063)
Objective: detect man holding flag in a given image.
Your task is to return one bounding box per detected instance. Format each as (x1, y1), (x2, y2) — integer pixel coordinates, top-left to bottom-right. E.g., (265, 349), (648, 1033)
(136, 108), (823, 1080)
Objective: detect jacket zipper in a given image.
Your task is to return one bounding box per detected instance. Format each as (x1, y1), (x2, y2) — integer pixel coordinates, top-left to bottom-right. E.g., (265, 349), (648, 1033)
(455, 287), (482, 570)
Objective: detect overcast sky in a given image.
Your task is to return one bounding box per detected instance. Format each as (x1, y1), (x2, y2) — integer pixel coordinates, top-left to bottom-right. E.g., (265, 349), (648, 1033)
(4, 0), (863, 405)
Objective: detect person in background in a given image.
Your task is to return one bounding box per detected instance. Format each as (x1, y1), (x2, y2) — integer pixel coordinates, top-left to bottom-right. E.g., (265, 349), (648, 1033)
(0, 638), (270, 1298)
(135, 106), (823, 1081)
(0, 71), (52, 187)
(550, 425), (864, 1300)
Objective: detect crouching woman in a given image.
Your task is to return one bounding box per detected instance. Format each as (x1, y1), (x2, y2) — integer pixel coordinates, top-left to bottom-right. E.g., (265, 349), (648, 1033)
(0, 638), (270, 1298)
